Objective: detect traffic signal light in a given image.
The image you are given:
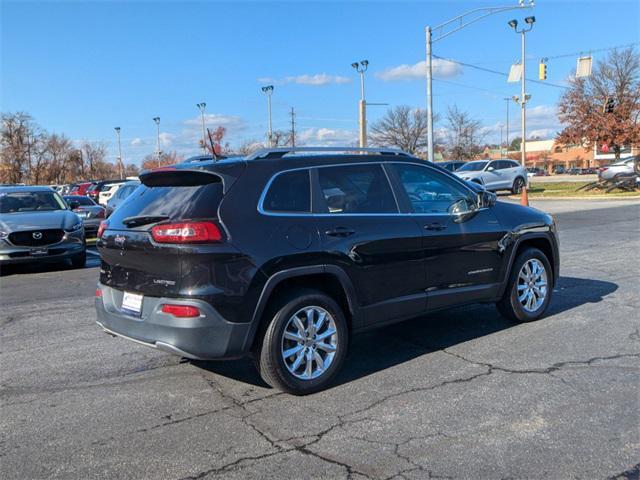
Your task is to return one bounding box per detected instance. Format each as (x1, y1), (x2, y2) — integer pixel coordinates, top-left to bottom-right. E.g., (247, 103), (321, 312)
(539, 61), (547, 80)
(604, 97), (615, 114)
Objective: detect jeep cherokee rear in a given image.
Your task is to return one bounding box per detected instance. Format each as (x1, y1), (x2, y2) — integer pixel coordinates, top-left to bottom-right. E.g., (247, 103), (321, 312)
(95, 147), (559, 395)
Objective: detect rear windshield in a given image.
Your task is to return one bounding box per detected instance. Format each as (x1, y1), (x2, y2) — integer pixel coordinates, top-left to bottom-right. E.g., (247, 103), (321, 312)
(64, 196), (94, 206)
(107, 183), (224, 228)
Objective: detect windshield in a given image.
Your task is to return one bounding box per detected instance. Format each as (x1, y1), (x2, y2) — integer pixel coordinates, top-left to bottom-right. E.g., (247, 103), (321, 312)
(457, 161), (487, 172)
(0, 191), (68, 213)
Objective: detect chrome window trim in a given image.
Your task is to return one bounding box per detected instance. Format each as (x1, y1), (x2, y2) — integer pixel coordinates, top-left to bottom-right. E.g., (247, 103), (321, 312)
(257, 160), (478, 217)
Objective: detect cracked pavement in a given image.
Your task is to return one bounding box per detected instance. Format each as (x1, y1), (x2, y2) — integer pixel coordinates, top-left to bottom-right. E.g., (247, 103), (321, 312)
(1, 199), (639, 479)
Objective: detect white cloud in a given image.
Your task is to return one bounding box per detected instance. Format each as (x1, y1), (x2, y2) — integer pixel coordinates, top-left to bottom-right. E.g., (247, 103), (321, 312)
(376, 59), (462, 82)
(297, 127), (358, 146)
(130, 137), (145, 146)
(183, 113), (246, 131)
(258, 74), (352, 86)
(159, 132), (175, 147)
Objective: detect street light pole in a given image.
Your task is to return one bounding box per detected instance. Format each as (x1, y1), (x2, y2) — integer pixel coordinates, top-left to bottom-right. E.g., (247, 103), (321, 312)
(503, 97), (511, 155)
(508, 15), (535, 206)
(261, 86), (274, 147)
(114, 127), (123, 179)
(196, 102), (207, 155)
(153, 117), (161, 166)
(351, 60), (369, 148)
(424, 2), (534, 162)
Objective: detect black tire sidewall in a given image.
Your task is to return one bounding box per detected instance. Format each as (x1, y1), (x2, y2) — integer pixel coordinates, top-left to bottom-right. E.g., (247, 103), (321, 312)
(505, 248), (553, 322)
(261, 292), (348, 395)
(512, 177), (524, 194)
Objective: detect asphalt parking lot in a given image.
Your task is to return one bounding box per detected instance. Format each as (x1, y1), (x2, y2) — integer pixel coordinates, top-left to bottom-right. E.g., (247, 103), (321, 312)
(1, 199), (639, 480)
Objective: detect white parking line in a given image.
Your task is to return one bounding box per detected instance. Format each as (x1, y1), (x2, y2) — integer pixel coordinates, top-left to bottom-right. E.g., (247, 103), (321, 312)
(86, 250), (101, 257)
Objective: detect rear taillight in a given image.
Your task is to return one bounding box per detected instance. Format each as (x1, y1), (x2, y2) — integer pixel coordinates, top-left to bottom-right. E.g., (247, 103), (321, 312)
(161, 304), (201, 318)
(151, 222), (222, 244)
(97, 220), (109, 239)
(95, 288), (102, 298)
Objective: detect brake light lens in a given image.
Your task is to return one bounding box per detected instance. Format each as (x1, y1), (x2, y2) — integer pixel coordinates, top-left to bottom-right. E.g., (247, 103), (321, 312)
(161, 304), (201, 318)
(95, 288), (102, 298)
(151, 222), (222, 244)
(97, 220), (109, 239)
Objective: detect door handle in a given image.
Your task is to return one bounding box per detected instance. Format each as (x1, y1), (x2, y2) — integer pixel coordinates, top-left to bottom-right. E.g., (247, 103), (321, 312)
(424, 222), (447, 231)
(325, 227), (356, 237)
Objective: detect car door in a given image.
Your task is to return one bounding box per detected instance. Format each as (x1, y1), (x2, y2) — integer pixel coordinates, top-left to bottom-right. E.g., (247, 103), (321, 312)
(389, 163), (507, 310)
(314, 163), (426, 328)
(481, 160), (504, 189)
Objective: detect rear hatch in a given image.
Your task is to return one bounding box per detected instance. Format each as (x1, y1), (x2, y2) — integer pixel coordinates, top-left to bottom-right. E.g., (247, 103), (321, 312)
(97, 161), (245, 297)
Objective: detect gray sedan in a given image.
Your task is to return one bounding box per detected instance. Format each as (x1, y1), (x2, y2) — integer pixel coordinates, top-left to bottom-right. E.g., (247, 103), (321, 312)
(63, 195), (105, 238)
(0, 186), (86, 267)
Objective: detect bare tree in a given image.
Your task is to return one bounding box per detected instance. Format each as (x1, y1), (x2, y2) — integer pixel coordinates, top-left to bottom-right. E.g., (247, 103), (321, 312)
(0, 112), (41, 183)
(235, 139), (265, 156)
(369, 106), (433, 153)
(141, 151), (183, 170)
(557, 48), (640, 160)
(445, 105), (485, 160)
(80, 141), (108, 179)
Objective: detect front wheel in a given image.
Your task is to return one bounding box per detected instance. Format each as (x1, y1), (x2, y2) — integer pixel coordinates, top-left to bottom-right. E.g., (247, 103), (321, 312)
(256, 289), (348, 395)
(511, 176), (525, 194)
(497, 248), (553, 322)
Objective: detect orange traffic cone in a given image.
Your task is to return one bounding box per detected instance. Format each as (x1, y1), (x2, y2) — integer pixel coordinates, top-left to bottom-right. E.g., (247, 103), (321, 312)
(520, 186), (530, 206)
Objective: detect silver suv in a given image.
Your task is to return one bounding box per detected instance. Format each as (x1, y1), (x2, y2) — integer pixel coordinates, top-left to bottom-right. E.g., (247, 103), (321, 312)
(455, 159), (528, 194)
(0, 186), (86, 267)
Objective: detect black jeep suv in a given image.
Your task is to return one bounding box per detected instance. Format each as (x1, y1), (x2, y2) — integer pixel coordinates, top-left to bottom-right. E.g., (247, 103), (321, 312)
(95, 147), (559, 395)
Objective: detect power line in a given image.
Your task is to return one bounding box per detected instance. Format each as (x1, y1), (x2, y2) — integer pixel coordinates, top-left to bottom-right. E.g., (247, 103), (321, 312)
(433, 54), (568, 89)
(545, 42), (639, 60)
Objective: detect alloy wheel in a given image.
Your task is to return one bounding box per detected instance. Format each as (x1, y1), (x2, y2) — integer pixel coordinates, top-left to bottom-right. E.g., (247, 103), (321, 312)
(517, 259), (548, 313)
(281, 306), (338, 380)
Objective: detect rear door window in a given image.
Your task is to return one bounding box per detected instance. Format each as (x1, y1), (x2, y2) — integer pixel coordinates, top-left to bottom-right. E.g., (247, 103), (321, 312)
(317, 164), (397, 214)
(262, 169), (311, 213)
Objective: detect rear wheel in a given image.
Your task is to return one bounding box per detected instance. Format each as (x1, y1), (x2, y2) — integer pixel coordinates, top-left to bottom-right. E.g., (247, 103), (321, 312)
(497, 248), (553, 322)
(511, 176), (525, 194)
(256, 289), (348, 395)
(70, 251), (86, 268)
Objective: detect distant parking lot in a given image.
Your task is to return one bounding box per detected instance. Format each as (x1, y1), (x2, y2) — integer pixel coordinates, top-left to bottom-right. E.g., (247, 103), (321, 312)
(1, 199), (639, 479)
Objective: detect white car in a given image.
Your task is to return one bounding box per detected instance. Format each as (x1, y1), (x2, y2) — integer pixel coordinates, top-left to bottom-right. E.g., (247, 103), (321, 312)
(598, 157), (638, 181)
(455, 159), (528, 194)
(98, 182), (124, 206)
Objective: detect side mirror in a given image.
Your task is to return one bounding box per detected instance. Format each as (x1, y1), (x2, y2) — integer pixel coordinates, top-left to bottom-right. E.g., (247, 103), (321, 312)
(69, 200), (80, 210)
(477, 191), (497, 209)
(486, 165), (495, 172)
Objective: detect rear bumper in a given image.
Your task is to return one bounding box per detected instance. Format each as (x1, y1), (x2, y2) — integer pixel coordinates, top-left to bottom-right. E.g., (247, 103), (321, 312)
(95, 283), (251, 360)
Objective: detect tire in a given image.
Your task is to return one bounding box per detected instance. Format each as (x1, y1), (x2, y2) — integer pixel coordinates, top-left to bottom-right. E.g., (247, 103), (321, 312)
(497, 247), (553, 323)
(255, 288), (348, 395)
(511, 176), (525, 194)
(70, 251), (86, 268)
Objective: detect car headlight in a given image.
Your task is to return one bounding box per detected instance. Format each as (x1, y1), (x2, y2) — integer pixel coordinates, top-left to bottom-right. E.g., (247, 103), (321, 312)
(65, 222), (83, 233)
(0, 231), (8, 240)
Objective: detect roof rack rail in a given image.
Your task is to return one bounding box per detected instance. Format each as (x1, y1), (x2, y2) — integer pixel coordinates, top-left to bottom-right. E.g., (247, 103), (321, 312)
(246, 146), (411, 160)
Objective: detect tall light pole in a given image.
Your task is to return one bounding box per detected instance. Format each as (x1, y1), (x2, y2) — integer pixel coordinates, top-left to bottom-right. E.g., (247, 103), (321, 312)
(114, 127), (123, 179)
(509, 15), (535, 206)
(351, 60), (369, 148)
(424, 1), (534, 162)
(261, 86), (274, 147)
(153, 117), (161, 166)
(196, 102), (207, 154)
(503, 97), (511, 155)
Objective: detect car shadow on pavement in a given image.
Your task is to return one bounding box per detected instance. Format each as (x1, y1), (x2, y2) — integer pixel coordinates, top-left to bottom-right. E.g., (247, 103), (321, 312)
(192, 275), (618, 390)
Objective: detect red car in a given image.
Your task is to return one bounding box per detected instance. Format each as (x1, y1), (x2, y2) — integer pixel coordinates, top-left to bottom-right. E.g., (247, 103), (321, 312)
(70, 182), (94, 196)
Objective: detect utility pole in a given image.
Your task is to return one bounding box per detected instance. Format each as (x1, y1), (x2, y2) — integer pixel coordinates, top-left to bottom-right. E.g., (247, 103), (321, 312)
(503, 97), (511, 155)
(196, 102), (207, 154)
(261, 86), (274, 147)
(153, 117), (161, 166)
(424, 1), (534, 162)
(351, 60), (369, 148)
(508, 15), (535, 206)
(499, 123), (504, 156)
(114, 127), (124, 179)
(289, 107), (296, 147)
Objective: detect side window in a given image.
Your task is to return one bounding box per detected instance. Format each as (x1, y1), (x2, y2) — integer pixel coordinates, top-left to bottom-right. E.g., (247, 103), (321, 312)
(318, 164), (397, 214)
(263, 169), (311, 213)
(493, 161), (507, 170)
(392, 164), (475, 215)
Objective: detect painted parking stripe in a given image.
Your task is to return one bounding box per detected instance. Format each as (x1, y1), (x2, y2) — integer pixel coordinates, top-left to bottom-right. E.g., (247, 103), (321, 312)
(86, 250), (101, 257)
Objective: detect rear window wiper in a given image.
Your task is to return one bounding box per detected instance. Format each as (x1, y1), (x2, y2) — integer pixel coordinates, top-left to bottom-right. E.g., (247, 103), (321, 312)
(122, 215), (169, 228)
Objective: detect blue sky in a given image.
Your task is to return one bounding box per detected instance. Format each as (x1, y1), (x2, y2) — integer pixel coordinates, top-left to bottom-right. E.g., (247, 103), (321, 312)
(2, 0), (638, 165)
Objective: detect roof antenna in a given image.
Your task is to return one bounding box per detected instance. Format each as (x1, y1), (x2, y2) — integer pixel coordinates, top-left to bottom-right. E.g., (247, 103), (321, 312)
(206, 128), (219, 162)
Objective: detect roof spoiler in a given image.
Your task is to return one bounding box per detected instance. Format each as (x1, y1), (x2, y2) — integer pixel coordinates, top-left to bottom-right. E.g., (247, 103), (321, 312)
(139, 168), (223, 187)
